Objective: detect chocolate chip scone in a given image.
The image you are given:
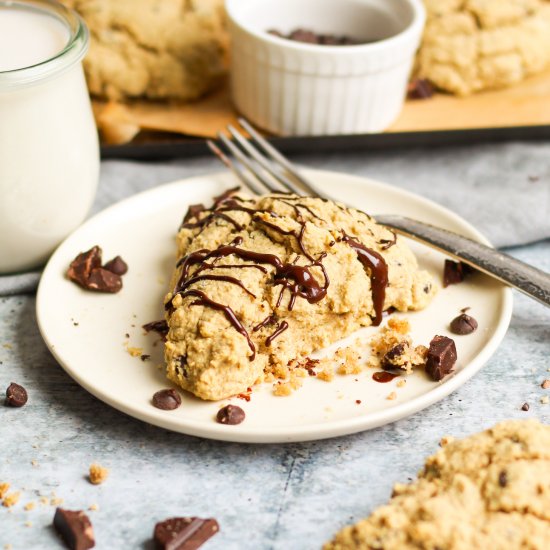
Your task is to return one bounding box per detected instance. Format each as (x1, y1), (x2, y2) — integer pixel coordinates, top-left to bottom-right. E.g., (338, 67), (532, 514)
(62, 0), (227, 101)
(417, 0), (550, 95)
(163, 190), (436, 401)
(325, 419), (550, 550)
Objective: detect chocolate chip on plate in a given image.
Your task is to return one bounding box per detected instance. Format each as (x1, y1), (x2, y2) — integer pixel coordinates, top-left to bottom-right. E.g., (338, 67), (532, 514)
(5, 382), (28, 407)
(152, 389), (182, 411)
(450, 313), (478, 335)
(53, 508), (95, 550)
(87, 267), (122, 293)
(443, 260), (472, 288)
(103, 255), (128, 275)
(216, 404), (245, 425)
(154, 517), (219, 550)
(425, 335), (457, 381)
(66, 246), (102, 288)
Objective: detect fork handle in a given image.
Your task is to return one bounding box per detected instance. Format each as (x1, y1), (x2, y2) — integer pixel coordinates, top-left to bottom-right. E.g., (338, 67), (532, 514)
(377, 215), (550, 308)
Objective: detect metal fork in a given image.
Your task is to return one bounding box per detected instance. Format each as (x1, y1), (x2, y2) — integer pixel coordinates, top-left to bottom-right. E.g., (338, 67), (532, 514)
(207, 118), (550, 308)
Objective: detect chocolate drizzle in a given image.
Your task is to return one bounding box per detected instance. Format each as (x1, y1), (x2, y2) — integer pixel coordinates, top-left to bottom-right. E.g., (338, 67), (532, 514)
(265, 321), (289, 346)
(180, 289), (256, 359)
(378, 230), (397, 250)
(342, 232), (388, 326)
(372, 371), (400, 383)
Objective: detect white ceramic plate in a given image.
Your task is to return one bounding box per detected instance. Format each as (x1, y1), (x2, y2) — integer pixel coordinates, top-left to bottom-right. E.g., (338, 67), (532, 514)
(36, 169), (512, 443)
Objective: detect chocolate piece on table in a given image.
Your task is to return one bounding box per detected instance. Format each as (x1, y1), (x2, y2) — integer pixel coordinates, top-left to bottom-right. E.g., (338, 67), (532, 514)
(443, 260), (472, 288)
(425, 335), (457, 381)
(66, 246), (102, 288)
(407, 78), (434, 100)
(103, 255), (128, 275)
(5, 382), (28, 407)
(216, 404), (245, 425)
(521, 402), (530, 411)
(152, 389), (182, 411)
(450, 313), (478, 335)
(154, 517), (219, 550)
(53, 508), (95, 550)
(86, 267), (123, 293)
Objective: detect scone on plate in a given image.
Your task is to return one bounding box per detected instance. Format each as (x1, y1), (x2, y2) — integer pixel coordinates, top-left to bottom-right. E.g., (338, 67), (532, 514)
(62, 0), (228, 101)
(163, 190), (436, 401)
(325, 419), (550, 550)
(417, 0), (550, 95)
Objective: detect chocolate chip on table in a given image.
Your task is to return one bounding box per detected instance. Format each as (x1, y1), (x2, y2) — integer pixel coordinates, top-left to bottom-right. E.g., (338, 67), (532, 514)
(66, 246), (102, 288)
(425, 335), (457, 381)
(521, 402), (530, 411)
(450, 313), (478, 335)
(103, 255), (128, 275)
(53, 508), (95, 550)
(154, 517), (219, 550)
(216, 404), (245, 425)
(152, 389), (182, 411)
(87, 268), (122, 293)
(407, 78), (434, 100)
(443, 260), (472, 288)
(5, 382), (28, 407)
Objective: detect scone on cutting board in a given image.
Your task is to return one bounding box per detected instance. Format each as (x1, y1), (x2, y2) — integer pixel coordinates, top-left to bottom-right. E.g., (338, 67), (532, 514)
(325, 419), (550, 550)
(163, 190), (436, 401)
(417, 0), (550, 95)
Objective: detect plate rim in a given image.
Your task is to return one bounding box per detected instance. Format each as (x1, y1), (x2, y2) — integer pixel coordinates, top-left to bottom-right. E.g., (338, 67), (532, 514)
(36, 169), (513, 443)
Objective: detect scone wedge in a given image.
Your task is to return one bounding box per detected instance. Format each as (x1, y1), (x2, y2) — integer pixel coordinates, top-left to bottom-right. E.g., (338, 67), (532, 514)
(163, 190), (436, 401)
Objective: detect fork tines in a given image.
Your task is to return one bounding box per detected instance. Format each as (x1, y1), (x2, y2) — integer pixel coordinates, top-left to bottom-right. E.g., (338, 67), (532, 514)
(207, 118), (319, 198)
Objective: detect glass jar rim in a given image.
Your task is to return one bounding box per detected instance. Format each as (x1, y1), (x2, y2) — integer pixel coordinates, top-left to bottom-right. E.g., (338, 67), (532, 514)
(0, 0), (89, 89)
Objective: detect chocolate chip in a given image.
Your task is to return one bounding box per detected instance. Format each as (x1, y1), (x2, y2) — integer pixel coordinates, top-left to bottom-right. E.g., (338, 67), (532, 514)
(152, 389), (182, 411)
(143, 319), (169, 339)
(450, 313), (478, 335)
(425, 335), (457, 381)
(86, 267), (122, 293)
(443, 260), (472, 288)
(154, 517), (219, 550)
(407, 78), (434, 100)
(66, 246), (102, 288)
(5, 382), (28, 407)
(216, 405), (245, 425)
(103, 256), (128, 275)
(498, 471), (507, 487)
(381, 342), (406, 370)
(521, 402), (530, 411)
(140, 354), (151, 362)
(53, 508), (95, 550)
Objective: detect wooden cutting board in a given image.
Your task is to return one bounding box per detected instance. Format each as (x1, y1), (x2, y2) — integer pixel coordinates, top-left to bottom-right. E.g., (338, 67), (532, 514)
(94, 68), (550, 145)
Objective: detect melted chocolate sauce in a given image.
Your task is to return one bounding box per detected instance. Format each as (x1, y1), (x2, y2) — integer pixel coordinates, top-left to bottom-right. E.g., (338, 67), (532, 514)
(378, 230), (397, 250)
(253, 314), (277, 332)
(342, 232), (388, 326)
(176, 274), (256, 298)
(181, 211), (243, 232)
(372, 371), (400, 383)
(181, 289), (256, 359)
(265, 321), (289, 346)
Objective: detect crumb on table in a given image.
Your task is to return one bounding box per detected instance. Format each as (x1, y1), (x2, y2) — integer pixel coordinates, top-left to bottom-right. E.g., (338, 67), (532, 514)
(89, 463), (109, 485)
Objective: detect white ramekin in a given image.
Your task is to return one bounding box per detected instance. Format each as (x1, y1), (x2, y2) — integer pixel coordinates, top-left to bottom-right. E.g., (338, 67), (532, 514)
(226, 0), (425, 135)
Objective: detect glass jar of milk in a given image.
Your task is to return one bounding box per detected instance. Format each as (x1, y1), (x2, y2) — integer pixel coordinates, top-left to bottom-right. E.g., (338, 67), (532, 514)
(0, 0), (99, 273)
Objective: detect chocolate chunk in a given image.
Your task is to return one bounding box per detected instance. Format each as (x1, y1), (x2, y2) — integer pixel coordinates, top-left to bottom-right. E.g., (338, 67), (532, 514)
(450, 313), (478, 335)
(381, 342), (406, 370)
(498, 471), (507, 487)
(154, 517), (219, 550)
(289, 28), (319, 44)
(143, 320), (169, 339)
(425, 335), (457, 381)
(521, 402), (530, 411)
(152, 389), (182, 411)
(407, 78), (434, 100)
(443, 260), (472, 288)
(5, 382), (28, 407)
(103, 256), (128, 275)
(53, 508), (95, 550)
(66, 246), (102, 288)
(216, 404), (245, 425)
(86, 268), (123, 293)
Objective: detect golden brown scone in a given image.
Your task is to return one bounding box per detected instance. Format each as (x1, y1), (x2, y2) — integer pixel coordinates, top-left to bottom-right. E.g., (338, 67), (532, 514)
(417, 0), (550, 95)
(163, 191), (436, 401)
(325, 419), (550, 550)
(62, 0), (228, 101)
